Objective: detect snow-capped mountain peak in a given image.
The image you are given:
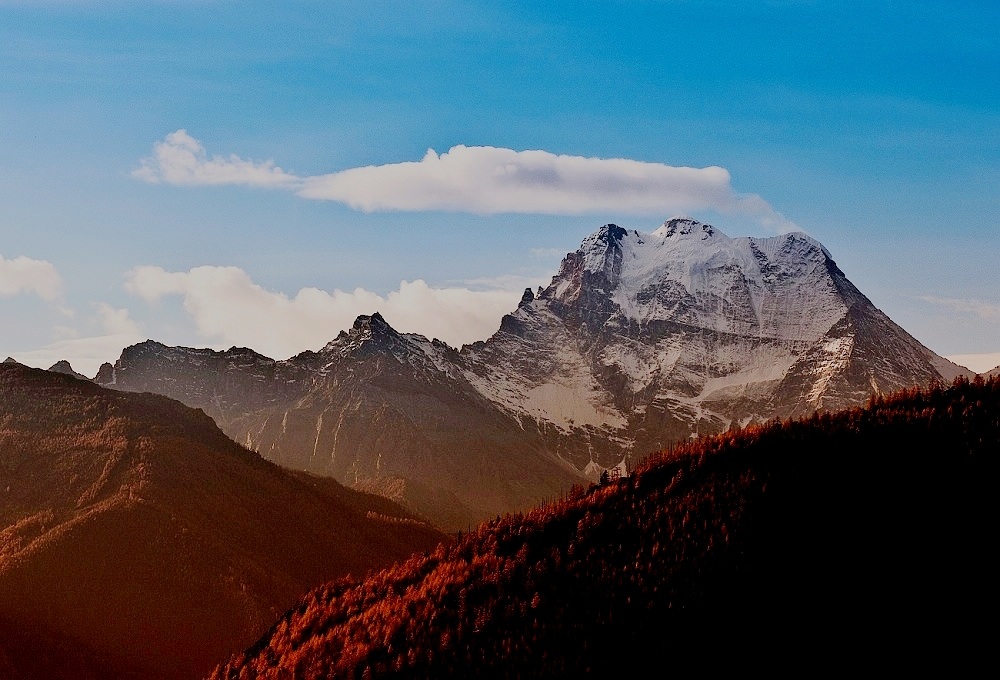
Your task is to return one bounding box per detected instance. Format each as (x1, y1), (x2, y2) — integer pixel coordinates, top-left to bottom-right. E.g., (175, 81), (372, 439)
(540, 218), (862, 345)
(323, 312), (405, 356)
(466, 218), (971, 473)
(97, 218), (973, 530)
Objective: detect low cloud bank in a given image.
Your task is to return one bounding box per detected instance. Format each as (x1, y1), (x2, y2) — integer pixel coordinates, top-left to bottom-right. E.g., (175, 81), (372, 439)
(5, 304), (144, 378)
(126, 265), (527, 359)
(9, 333), (146, 379)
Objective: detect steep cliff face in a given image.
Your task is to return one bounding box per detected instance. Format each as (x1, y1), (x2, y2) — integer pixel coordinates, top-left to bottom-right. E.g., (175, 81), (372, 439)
(99, 219), (970, 530)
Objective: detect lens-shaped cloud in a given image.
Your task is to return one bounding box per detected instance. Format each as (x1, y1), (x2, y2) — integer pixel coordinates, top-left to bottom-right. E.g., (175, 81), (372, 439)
(919, 295), (1000, 321)
(135, 131), (796, 230)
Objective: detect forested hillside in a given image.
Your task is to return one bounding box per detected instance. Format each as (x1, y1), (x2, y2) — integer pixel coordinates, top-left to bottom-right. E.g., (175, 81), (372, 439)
(211, 376), (997, 678)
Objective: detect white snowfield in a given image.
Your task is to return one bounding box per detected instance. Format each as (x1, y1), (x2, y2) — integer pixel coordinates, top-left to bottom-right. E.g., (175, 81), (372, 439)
(595, 220), (846, 342)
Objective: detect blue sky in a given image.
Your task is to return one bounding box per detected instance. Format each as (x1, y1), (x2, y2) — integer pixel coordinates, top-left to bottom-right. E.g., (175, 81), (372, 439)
(2, 1), (998, 375)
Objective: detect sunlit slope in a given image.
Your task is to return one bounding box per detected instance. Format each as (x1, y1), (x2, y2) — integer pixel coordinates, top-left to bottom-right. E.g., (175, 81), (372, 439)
(0, 363), (448, 680)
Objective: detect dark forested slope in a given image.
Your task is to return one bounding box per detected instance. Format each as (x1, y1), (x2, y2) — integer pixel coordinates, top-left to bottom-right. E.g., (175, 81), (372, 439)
(210, 376), (997, 678)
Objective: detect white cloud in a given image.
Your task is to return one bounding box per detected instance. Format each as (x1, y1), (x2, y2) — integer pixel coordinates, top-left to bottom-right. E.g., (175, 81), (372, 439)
(530, 247), (568, 259)
(134, 131), (796, 231)
(132, 129), (300, 188)
(8, 333), (145, 379)
(457, 273), (550, 291)
(299, 145), (794, 229)
(0, 254), (62, 300)
(125, 265), (523, 359)
(95, 302), (142, 336)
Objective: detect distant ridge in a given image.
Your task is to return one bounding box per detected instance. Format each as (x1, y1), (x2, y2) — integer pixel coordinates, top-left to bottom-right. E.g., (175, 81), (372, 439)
(47, 359), (90, 380)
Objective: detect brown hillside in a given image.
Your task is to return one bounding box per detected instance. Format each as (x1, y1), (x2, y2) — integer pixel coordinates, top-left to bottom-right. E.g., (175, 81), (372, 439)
(0, 363), (449, 680)
(210, 376), (997, 678)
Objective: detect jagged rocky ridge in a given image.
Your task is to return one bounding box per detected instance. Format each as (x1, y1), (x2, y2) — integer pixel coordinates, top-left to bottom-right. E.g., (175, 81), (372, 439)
(95, 218), (971, 531)
(98, 316), (585, 532)
(462, 219), (969, 467)
(46, 359), (91, 381)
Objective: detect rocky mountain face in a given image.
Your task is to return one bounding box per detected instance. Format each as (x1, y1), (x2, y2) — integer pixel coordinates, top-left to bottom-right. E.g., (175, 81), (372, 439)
(0, 362), (447, 680)
(463, 219), (971, 469)
(101, 316), (584, 532)
(95, 218), (971, 531)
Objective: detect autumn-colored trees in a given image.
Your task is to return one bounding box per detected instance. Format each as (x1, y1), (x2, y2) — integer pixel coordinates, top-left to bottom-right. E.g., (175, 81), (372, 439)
(211, 375), (998, 678)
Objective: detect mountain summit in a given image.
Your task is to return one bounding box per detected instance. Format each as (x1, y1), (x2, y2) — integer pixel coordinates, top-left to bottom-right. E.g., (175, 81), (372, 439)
(461, 218), (969, 469)
(99, 219), (970, 529)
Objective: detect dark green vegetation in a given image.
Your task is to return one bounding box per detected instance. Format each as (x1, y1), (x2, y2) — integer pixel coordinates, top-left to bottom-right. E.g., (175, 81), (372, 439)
(0, 363), (448, 680)
(211, 376), (997, 678)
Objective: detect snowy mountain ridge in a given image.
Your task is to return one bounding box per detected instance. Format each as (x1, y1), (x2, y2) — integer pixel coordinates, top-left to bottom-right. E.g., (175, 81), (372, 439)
(573, 218), (846, 341)
(91, 217), (972, 530)
(460, 217), (969, 468)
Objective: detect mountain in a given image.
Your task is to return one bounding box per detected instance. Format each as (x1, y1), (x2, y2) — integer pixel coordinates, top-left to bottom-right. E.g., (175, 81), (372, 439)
(0, 363), (448, 680)
(97, 218), (971, 531)
(464, 218), (972, 469)
(98, 315), (586, 532)
(208, 376), (997, 678)
(47, 359), (91, 381)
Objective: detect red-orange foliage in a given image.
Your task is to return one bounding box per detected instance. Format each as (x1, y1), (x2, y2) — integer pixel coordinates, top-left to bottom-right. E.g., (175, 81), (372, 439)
(211, 375), (999, 678)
